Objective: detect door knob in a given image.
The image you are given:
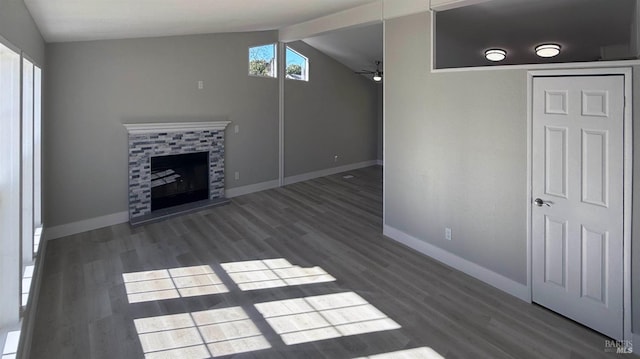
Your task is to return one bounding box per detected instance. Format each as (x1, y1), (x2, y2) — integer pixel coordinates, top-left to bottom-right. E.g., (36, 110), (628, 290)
(534, 198), (552, 207)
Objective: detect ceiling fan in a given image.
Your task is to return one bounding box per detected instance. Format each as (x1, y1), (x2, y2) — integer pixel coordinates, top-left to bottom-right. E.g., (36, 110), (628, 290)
(355, 61), (383, 82)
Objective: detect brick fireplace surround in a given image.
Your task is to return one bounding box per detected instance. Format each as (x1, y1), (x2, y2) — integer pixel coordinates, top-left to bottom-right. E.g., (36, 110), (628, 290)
(124, 121), (230, 225)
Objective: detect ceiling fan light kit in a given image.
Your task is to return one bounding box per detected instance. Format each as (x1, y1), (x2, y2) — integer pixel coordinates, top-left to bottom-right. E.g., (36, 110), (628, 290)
(355, 60), (383, 82)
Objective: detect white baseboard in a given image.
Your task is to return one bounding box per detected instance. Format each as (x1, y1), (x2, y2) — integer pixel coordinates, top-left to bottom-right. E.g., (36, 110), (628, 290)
(44, 211), (129, 240)
(225, 179), (280, 198)
(43, 161), (380, 240)
(383, 224), (530, 302)
(284, 160), (378, 185)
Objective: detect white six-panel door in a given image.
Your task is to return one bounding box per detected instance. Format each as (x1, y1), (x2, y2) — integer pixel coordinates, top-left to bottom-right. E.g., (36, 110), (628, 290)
(532, 75), (624, 340)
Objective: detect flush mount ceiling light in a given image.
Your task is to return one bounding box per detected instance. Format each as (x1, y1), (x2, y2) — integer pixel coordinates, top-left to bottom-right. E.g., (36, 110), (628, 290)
(535, 44), (561, 58)
(485, 49), (506, 62)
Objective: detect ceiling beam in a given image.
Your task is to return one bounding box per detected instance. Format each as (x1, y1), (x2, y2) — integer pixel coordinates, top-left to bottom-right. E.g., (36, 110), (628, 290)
(278, 1), (382, 42)
(278, 0), (430, 42)
(429, 0), (494, 12)
(383, 0), (430, 19)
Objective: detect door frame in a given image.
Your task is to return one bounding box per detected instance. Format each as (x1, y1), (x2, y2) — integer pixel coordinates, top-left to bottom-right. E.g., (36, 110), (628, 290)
(526, 67), (633, 341)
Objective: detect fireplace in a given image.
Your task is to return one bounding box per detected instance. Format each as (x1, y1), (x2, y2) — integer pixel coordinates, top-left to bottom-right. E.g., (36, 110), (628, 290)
(151, 151), (209, 211)
(124, 121), (230, 225)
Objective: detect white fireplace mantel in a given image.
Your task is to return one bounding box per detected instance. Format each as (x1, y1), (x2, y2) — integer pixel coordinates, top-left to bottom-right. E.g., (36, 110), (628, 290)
(123, 121), (231, 135)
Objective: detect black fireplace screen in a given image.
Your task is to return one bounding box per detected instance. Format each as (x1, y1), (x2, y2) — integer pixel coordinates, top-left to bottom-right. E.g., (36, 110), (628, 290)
(150, 152), (209, 211)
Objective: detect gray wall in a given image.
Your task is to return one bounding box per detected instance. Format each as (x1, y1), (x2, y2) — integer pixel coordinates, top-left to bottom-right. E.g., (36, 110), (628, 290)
(385, 12), (527, 284)
(385, 11), (640, 334)
(44, 32), (279, 226)
(284, 41), (378, 176)
(0, 0), (44, 65)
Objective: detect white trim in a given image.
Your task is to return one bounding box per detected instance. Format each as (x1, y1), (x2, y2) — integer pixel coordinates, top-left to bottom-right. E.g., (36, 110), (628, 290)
(429, 0), (491, 12)
(284, 160), (378, 185)
(526, 67), (633, 342)
(226, 179), (280, 198)
(123, 121), (230, 134)
(383, 224), (530, 302)
(382, 20), (387, 228)
(278, 42), (285, 186)
(429, 10), (435, 73)
(43, 162), (380, 239)
(525, 72), (533, 302)
(432, 60), (640, 73)
(44, 211), (129, 240)
(622, 68), (633, 343)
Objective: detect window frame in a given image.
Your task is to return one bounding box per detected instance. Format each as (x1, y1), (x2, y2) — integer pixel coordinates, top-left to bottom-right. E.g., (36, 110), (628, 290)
(0, 37), (43, 357)
(285, 46), (309, 82)
(248, 43), (278, 79)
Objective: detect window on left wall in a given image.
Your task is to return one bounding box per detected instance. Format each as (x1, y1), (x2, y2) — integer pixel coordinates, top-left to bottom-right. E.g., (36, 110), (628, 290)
(0, 41), (43, 355)
(0, 41), (22, 336)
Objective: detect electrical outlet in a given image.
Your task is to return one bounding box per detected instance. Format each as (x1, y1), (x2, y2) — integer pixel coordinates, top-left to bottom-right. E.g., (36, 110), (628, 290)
(234, 124), (239, 133)
(234, 171), (239, 180)
(334, 155), (339, 162)
(445, 227), (452, 241)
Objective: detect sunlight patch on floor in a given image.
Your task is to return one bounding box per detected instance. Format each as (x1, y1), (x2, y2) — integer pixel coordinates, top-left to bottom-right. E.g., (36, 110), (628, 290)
(254, 292), (400, 345)
(353, 347), (445, 359)
(21, 265), (34, 307)
(1, 330), (20, 359)
(221, 258), (335, 291)
(134, 306), (270, 358)
(123, 265), (228, 303)
(33, 227), (42, 255)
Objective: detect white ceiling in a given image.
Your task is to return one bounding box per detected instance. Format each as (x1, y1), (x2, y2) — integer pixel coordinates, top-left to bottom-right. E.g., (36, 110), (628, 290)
(303, 23), (383, 76)
(24, 0), (379, 43)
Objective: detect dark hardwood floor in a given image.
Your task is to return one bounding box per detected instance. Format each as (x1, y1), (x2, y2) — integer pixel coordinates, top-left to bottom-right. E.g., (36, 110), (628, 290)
(30, 166), (623, 358)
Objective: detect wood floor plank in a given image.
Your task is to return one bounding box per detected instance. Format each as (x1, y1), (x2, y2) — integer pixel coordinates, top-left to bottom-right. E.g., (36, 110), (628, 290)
(29, 166), (624, 359)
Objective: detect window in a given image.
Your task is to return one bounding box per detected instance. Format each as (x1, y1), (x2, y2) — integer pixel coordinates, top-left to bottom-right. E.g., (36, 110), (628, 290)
(22, 58), (34, 265)
(0, 42), (21, 329)
(248, 44), (276, 78)
(285, 47), (308, 81)
(0, 42), (43, 355)
(21, 59), (42, 309)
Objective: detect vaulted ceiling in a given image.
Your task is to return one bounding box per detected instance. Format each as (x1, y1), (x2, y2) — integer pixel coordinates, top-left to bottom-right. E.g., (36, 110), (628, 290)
(22, 0), (637, 76)
(24, 0), (379, 43)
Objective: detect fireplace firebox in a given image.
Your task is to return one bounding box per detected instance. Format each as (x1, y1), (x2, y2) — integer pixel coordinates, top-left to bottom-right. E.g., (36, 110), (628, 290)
(151, 152), (209, 211)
